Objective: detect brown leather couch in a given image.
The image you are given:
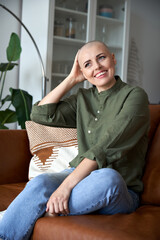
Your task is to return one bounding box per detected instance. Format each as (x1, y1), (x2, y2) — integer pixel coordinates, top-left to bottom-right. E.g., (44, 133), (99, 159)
(0, 104), (160, 240)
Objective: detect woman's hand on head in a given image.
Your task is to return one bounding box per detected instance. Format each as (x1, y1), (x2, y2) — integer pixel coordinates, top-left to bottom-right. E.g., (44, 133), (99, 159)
(69, 50), (86, 84)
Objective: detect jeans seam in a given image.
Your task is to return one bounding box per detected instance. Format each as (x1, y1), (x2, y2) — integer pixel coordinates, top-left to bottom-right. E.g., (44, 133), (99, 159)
(22, 205), (45, 240)
(69, 192), (120, 216)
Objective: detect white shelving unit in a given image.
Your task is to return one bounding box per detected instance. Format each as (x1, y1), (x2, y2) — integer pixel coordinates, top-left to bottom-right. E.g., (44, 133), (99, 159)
(46, 0), (130, 95)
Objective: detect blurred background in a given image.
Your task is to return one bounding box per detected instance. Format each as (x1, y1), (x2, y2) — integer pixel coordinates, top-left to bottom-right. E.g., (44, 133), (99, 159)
(0, 0), (160, 109)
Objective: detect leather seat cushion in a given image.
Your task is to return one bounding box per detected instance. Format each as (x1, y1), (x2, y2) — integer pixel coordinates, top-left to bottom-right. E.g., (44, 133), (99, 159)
(141, 123), (160, 205)
(32, 205), (160, 240)
(0, 182), (26, 211)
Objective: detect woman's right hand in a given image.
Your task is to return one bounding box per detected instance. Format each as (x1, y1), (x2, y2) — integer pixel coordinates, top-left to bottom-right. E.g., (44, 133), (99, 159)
(69, 50), (86, 84)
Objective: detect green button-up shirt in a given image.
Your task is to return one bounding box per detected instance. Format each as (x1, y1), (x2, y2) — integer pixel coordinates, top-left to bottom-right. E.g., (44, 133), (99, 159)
(31, 77), (150, 193)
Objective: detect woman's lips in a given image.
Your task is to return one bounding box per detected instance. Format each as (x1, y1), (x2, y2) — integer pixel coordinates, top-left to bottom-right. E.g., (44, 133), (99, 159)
(95, 70), (108, 78)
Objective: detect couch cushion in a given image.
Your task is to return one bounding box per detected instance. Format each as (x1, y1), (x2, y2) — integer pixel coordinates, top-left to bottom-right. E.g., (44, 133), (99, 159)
(0, 130), (32, 185)
(140, 105), (160, 205)
(148, 105), (160, 143)
(32, 205), (160, 240)
(141, 122), (160, 205)
(0, 182), (26, 211)
(26, 121), (78, 180)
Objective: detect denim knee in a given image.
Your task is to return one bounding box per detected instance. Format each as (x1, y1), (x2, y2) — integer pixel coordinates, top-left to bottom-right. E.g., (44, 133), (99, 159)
(25, 173), (56, 197)
(26, 172), (70, 196)
(92, 168), (126, 194)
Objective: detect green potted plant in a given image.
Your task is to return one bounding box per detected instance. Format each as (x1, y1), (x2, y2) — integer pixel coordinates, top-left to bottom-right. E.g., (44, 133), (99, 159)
(0, 32), (33, 129)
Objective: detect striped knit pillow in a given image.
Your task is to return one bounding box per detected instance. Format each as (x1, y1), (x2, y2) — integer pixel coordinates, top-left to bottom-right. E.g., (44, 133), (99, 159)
(25, 121), (78, 180)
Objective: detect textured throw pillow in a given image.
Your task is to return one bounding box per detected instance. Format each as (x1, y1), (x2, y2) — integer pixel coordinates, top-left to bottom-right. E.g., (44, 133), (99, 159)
(25, 121), (78, 180)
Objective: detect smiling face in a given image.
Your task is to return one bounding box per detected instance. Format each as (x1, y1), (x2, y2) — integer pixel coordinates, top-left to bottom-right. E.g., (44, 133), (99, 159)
(78, 41), (117, 92)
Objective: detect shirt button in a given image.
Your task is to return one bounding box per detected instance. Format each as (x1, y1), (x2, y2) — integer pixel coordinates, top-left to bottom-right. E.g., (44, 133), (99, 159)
(95, 118), (98, 121)
(88, 130), (91, 134)
(97, 110), (100, 114)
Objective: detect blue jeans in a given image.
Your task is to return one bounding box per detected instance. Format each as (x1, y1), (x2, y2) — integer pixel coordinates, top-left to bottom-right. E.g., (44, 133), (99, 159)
(0, 168), (139, 240)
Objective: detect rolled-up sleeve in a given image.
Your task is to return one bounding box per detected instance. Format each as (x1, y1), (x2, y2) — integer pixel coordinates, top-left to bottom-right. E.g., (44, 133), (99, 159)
(30, 95), (77, 128)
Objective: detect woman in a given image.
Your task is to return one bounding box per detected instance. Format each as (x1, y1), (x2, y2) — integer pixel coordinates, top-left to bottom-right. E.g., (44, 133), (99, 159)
(0, 41), (149, 240)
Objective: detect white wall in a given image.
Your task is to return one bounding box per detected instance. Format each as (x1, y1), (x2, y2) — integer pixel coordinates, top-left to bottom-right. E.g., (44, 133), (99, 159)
(19, 0), (50, 104)
(1, 0), (160, 105)
(0, 0), (50, 106)
(129, 0), (160, 103)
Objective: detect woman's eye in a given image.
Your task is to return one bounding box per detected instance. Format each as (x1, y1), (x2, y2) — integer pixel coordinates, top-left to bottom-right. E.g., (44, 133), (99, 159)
(85, 62), (90, 68)
(99, 55), (106, 60)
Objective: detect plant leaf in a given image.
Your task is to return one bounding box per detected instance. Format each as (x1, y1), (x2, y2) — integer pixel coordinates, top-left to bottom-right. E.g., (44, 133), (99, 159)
(10, 88), (33, 129)
(7, 33), (22, 62)
(0, 63), (18, 72)
(0, 109), (17, 124)
(1, 94), (12, 106)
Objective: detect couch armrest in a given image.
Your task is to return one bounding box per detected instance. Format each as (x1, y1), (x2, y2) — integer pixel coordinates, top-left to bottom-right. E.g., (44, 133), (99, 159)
(0, 130), (32, 184)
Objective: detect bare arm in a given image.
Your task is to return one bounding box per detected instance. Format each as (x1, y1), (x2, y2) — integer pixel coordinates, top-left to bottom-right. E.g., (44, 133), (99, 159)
(46, 158), (98, 215)
(39, 51), (85, 105)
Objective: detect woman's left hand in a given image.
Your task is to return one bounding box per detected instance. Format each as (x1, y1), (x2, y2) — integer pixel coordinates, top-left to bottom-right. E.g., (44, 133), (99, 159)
(46, 184), (71, 216)
(46, 158), (98, 216)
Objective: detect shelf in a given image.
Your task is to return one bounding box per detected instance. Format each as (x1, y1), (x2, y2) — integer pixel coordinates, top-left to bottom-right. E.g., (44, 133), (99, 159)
(96, 15), (123, 24)
(55, 7), (87, 17)
(52, 73), (68, 78)
(53, 36), (122, 50)
(53, 36), (85, 46)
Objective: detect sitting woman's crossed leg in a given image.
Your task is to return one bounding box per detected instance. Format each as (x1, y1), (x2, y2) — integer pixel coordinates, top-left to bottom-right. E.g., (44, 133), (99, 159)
(0, 168), (139, 240)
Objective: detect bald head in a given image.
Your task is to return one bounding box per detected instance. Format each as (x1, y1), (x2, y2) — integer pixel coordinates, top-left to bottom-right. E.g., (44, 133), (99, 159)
(76, 41), (116, 92)
(80, 41), (109, 52)
(78, 41), (112, 69)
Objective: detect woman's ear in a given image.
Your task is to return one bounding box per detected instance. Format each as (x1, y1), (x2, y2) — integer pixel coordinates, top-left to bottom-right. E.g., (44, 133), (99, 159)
(112, 53), (117, 65)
